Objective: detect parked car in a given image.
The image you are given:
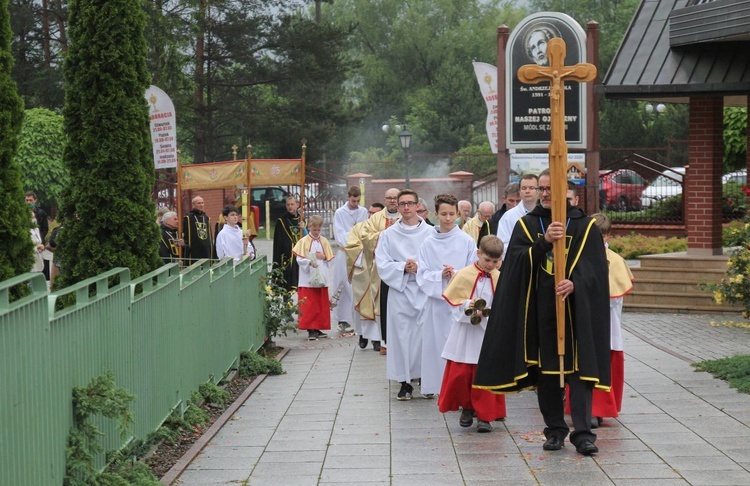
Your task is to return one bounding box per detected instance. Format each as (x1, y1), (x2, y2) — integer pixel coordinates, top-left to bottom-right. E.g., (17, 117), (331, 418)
(640, 167), (685, 208)
(722, 169), (747, 185)
(599, 169), (647, 212)
(251, 186), (291, 225)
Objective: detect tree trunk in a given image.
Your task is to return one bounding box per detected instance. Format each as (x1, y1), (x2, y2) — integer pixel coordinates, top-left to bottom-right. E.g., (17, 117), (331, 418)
(194, 0), (206, 164)
(41, 0), (51, 66)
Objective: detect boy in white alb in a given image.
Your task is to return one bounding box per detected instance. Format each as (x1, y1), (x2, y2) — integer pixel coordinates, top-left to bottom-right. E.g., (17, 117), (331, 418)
(375, 189), (433, 400)
(416, 194), (478, 398)
(293, 215), (335, 340)
(215, 206), (254, 263)
(439, 235), (506, 433)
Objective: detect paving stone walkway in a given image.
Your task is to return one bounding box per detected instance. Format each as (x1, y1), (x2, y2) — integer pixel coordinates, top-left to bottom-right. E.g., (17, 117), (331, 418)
(172, 308), (750, 486)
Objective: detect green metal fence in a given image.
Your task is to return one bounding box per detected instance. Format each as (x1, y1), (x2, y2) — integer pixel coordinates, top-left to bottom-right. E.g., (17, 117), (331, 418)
(0, 256), (267, 485)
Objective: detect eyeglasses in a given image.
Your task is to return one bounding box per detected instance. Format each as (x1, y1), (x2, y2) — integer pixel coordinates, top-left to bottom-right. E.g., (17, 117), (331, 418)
(398, 201), (417, 207)
(385, 197), (398, 201)
(416, 209), (428, 214)
(536, 186), (552, 193)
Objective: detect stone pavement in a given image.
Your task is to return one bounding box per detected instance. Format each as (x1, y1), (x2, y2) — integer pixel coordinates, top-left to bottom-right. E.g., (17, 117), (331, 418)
(172, 310), (750, 485)
(172, 239), (750, 485)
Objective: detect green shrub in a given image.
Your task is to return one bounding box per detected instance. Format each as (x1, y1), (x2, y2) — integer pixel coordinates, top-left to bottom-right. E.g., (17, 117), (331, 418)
(608, 233), (687, 259)
(197, 382), (230, 407)
(239, 350), (283, 377)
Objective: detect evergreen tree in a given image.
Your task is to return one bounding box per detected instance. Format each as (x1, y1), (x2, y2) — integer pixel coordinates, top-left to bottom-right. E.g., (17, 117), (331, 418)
(56, 0), (160, 287)
(0, 0), (34, 282)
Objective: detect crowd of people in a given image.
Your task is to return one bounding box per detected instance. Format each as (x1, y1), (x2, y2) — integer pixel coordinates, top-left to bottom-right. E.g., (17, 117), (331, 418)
(268, 176), (633, 456)
(25, 176), (632, 456)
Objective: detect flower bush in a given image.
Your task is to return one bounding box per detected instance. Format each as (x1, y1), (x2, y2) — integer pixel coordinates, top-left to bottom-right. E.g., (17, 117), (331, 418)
(701, 221), (750, 318)
(261, 267), (301, 343)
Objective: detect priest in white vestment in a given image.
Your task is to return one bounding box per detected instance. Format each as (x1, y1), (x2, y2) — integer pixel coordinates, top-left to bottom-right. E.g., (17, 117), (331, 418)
(375, 189), (432, 401)
(496, 173), (538, 259)
(416, 195), (478, 397)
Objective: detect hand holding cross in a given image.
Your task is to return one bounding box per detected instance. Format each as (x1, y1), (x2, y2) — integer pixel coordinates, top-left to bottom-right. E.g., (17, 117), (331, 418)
(517, 37), (596, 387)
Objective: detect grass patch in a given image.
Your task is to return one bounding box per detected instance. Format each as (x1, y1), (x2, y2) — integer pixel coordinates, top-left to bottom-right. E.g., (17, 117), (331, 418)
(692, 355), (750, 394)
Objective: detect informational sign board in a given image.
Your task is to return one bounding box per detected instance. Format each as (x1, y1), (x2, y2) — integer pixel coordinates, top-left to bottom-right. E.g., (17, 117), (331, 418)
(145, 85), (178, 169)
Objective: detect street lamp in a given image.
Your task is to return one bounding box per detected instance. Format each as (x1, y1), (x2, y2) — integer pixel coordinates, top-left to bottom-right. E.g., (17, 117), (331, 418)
(399, 128), (412, 189)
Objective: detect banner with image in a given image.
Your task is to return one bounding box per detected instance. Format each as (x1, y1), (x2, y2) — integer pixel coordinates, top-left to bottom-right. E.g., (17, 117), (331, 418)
(472, 62), (499, 154)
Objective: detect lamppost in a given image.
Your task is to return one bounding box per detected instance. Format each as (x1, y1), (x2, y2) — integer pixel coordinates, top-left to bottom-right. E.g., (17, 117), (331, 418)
(399, 128), (412, 189)
(382, 122), (414, 188)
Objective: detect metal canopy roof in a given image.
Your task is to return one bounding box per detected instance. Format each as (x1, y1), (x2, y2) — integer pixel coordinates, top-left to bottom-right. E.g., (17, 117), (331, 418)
(600, 0), (750, 105)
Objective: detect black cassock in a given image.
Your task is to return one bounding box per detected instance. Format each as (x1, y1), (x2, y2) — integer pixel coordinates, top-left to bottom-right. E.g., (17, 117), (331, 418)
(474, 204), (611, 393)
(272, 212), (303, 291)
(182, 210), (213, 262)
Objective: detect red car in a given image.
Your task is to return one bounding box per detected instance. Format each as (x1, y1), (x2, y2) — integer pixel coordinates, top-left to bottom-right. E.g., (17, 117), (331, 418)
(599, 169), (646, 212)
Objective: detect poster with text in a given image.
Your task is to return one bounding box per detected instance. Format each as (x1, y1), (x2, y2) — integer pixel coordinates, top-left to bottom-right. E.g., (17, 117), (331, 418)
(145, 85), (178, 169)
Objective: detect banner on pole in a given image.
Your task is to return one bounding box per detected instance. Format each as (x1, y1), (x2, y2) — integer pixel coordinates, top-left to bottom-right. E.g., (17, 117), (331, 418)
(145, 85), (178, 169)
(472, 62), (499, 154)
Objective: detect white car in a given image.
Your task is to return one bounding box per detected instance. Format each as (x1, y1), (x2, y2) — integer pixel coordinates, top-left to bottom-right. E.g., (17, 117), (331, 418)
(722, 169), (747, 185)
(640, 167), (685, 208)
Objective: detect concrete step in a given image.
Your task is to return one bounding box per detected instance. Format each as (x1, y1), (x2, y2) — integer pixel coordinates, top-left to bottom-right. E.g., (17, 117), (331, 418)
(633, 279), (707, 293)
(638, 252), (731, 270)
(623, 302), (743, 314)
(631, 267), (725, 281)
(625, 290), (742, 312)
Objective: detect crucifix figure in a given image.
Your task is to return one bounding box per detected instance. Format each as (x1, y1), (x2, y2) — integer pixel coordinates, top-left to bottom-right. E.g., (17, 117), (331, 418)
(517, 37), (597, 386)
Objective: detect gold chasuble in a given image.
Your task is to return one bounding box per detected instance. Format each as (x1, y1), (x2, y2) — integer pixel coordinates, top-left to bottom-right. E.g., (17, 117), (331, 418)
(461, 214), (483, 244)
(442, 263), (500, 306)
(345, 208), (398, 319)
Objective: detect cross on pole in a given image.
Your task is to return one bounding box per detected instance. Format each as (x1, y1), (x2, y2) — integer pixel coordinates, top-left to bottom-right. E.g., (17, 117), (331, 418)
(517, 37), (597, 387)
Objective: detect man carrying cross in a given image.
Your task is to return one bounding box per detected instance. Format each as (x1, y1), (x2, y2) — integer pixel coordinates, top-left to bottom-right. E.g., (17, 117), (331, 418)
(473, 38), (611, 456)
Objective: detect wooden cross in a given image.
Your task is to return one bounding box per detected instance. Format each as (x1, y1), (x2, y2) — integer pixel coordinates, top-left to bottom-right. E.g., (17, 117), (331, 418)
(517, 37), (597, 387)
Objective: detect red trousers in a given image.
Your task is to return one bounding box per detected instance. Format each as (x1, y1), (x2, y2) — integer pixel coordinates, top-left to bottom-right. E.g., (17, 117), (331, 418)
(438, 360), (506, 421)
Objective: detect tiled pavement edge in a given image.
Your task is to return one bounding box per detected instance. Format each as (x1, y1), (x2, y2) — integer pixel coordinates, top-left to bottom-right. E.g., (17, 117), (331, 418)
(171, 311), (750, 486)
(172, 240), (750, 485)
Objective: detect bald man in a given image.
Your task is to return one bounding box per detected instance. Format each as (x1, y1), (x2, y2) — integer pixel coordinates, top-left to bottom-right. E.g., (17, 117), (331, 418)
(462, 201), (496, 247)
(457, 200), (472, 229)
(183, 195), (213, 263)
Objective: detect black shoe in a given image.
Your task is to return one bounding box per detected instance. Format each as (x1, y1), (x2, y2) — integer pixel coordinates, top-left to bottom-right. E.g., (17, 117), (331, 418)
(476, 420), (493, 433)
(307, 330), (318, 341)
(359, 336), (368, 349)
(397, 382), (413, 401)
(372, 341), (381, 351)
(315, 330), (328, 338)
(543, 436), (564, 451)
(459, 408), (474, 427)
(591, 417), (602, 429)
(576, 439), (598, 455)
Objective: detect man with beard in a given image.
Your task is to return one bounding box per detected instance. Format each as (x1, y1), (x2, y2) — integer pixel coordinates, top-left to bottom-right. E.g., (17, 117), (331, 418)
(273, 195), (305, 292)
(182, 196), (213, 263)
(159, 211), (184, 264)
(474, 170), (610, 456)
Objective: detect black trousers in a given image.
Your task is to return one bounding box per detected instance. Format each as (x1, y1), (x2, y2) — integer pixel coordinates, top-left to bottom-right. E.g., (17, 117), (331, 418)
(537, 372), (595, 446)
(379, 281), (389, 344)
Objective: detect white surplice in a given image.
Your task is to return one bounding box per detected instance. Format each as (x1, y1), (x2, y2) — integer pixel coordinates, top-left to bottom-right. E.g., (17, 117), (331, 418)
(442, 273), (496, 364)
(332, 204), (369, 323)
(375, 219), (432, 383)
(416, 226), (478, 395)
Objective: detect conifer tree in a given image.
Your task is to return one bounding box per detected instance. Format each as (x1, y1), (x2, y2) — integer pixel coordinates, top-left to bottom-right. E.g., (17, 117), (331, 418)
(56, 0), (160, 287)
(0, 0), (34, 282)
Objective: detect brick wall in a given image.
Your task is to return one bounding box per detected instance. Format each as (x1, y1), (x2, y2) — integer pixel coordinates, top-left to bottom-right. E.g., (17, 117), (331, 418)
(346, 172), (475, 210)
(686, 96), (723, 255)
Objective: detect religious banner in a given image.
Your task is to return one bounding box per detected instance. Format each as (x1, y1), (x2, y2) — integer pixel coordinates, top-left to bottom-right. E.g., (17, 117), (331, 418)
(506, 12), (588, 149)
(472, 62), (499, 154)
(145, 85), (178, 169)
(180, 161), (246, 190)
(249, 160), (302, 185)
